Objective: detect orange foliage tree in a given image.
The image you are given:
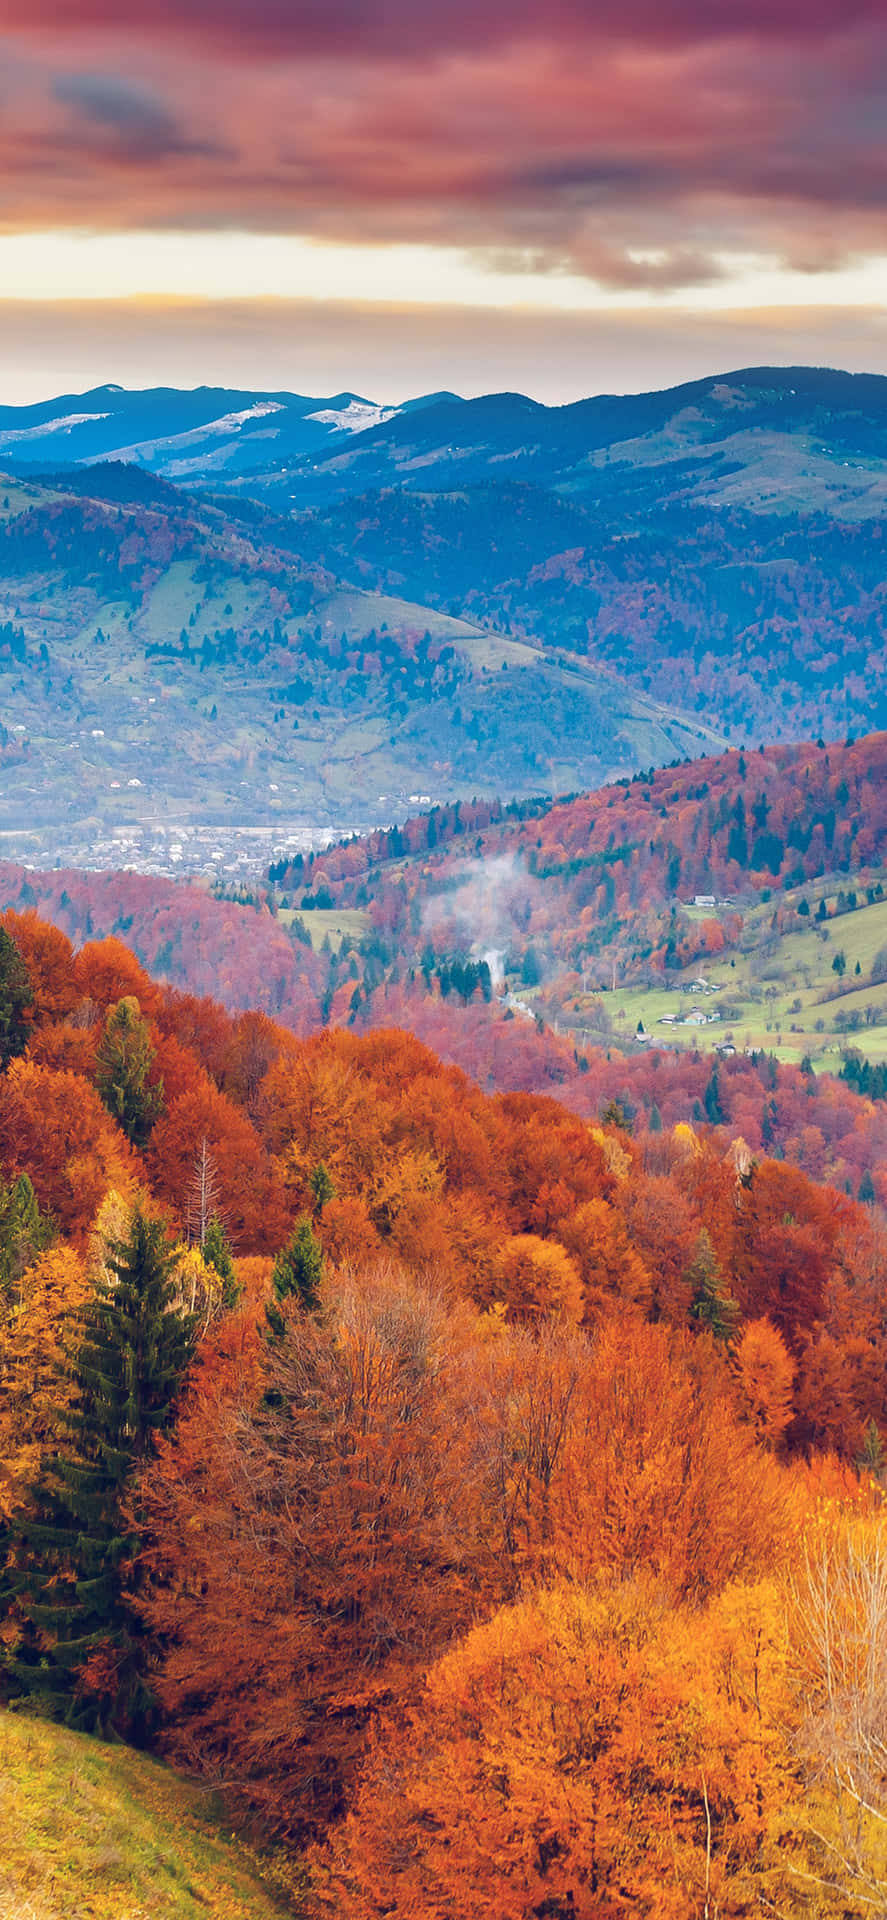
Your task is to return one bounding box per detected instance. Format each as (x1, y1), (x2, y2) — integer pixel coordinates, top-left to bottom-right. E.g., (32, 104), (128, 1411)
(147, 1083), (290, 1253)
(133, 1268), (501, 1837)
(485, 1233), (583, 1324)
(0, 1059), (137, 1243)
(71, 936), (162, 1017)
(1, 910), (78, 1024)
(733, 1318), (796, 1448)
(321, 1576), (801, 1920)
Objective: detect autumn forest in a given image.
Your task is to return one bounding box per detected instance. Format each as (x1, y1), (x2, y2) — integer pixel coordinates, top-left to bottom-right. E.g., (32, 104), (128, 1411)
(8, 422), (887, 1919)
(1, 887), (887, 1916)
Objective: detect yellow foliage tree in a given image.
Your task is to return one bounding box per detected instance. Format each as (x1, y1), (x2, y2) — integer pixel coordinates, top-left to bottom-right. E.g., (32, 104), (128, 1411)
(170, 1244), (225, 1337)
(559, 1196), (652, 1323)
(487, 1233), (584, 1323)
(320, 1575), (802, 1919)
(0, 1244), (90, 1524)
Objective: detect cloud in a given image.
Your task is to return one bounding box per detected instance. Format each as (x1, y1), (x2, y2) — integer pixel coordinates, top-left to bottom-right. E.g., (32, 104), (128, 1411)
(51, 71), (226, 162)
(1, 9), (887, 294)
(4, 0), (887, 60)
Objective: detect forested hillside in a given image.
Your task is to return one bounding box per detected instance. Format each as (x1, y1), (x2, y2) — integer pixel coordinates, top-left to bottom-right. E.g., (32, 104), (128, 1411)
(12, 733), (887, 1201)
(282, 732), (887, 943)
(2, 908), (887, 1914)
(0, 462), (717, 867)
(272, 368), (887, 744)
(273, 731), (887, 1088)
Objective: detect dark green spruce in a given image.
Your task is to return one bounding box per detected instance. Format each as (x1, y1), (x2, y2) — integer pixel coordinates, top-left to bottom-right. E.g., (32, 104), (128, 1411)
(94, 997), (164, 1147)
(686, 1229), (740, 1347)
(0, 1171), (54, 1300)
(2, 1207), (193, 1736)
(201, 1212), (240, 1309)
(266, 1215), (325, 1335)
(0, 926), (33, 1066)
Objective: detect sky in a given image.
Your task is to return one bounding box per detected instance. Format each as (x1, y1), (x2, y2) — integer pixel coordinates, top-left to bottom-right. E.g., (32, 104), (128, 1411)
(2, 0), (887, 403)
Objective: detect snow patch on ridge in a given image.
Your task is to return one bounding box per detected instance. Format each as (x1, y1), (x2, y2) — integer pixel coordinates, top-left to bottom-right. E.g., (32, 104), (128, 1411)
(0, 412), (110, 447)
(307, 400), (399, 434)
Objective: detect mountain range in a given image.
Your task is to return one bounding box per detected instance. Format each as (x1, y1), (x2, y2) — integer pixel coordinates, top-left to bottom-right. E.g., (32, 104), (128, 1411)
(0, 383), (461, 482)
(7, 365), (887, 517)
(5, 364), (887, 768)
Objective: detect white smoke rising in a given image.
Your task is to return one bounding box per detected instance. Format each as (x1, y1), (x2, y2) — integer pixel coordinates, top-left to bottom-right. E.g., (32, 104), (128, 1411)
(420, 854), (541, 982)
(482, 948), (505, 991)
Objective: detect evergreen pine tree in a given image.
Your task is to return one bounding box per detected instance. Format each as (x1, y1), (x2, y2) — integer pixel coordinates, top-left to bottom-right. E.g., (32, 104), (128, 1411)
(0, 1171), (53, 1298)
(95, 997), (164, 1147)
(856, 1417), (885, 1478)
(201, 1213), (239, 1308)
(704, 1068), (726, 1127)
(686, 1229), (740, 1346)
(268, 1215), (324, 1329)
(0, 925), (33, 1066)
(2, 1208), (193, 1734)
(309, 1161), (335, 1215)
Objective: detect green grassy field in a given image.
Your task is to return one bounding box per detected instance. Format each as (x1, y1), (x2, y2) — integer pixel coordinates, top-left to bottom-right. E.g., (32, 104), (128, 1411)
(0, 1709), (301, 1919)
(0, 480), (43, 524)
(279, 905), (371, 951)
(581, 891), (887, 1071)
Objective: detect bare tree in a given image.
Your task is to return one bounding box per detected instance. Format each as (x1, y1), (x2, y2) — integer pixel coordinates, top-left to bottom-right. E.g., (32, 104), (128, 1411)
(185, 1136), (223, 1246)
(788, 1515), (887, 1915)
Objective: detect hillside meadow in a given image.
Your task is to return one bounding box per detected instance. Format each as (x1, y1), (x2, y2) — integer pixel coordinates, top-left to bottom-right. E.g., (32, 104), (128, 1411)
(0, 1712), (298, 1920)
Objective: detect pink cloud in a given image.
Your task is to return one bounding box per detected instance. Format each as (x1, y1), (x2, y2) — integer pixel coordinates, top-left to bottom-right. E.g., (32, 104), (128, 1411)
(5, 0), (885, 58)
(1, 9), (886, 289)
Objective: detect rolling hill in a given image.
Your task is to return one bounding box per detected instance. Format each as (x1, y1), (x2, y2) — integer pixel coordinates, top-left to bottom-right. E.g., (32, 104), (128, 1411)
(0, 463), (722, 870)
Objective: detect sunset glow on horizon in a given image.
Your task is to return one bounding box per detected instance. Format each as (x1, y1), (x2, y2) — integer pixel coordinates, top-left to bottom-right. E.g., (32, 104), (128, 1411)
(3, 1), (887, 398)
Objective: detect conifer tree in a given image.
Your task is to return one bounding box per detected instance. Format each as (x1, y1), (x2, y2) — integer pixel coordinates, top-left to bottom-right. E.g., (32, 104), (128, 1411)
(686, 1229), (740, 1346)
(201, 1213), (239, 1309)
(704, 1067), (726, 1126)
(2, 1207), (193, 1734)
(856, 1417), (885, 1478)
(0, 1171), (53, 1298)
(268, 1215), (324, 1329)
(309, 1161), (335, 1215)
(0, 926), (33, 1066)
(95, 996), (164, 1147)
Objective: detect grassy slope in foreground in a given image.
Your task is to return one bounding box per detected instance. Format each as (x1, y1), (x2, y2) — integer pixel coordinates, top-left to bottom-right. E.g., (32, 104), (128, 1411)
(0, 1709), (299, 1920)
